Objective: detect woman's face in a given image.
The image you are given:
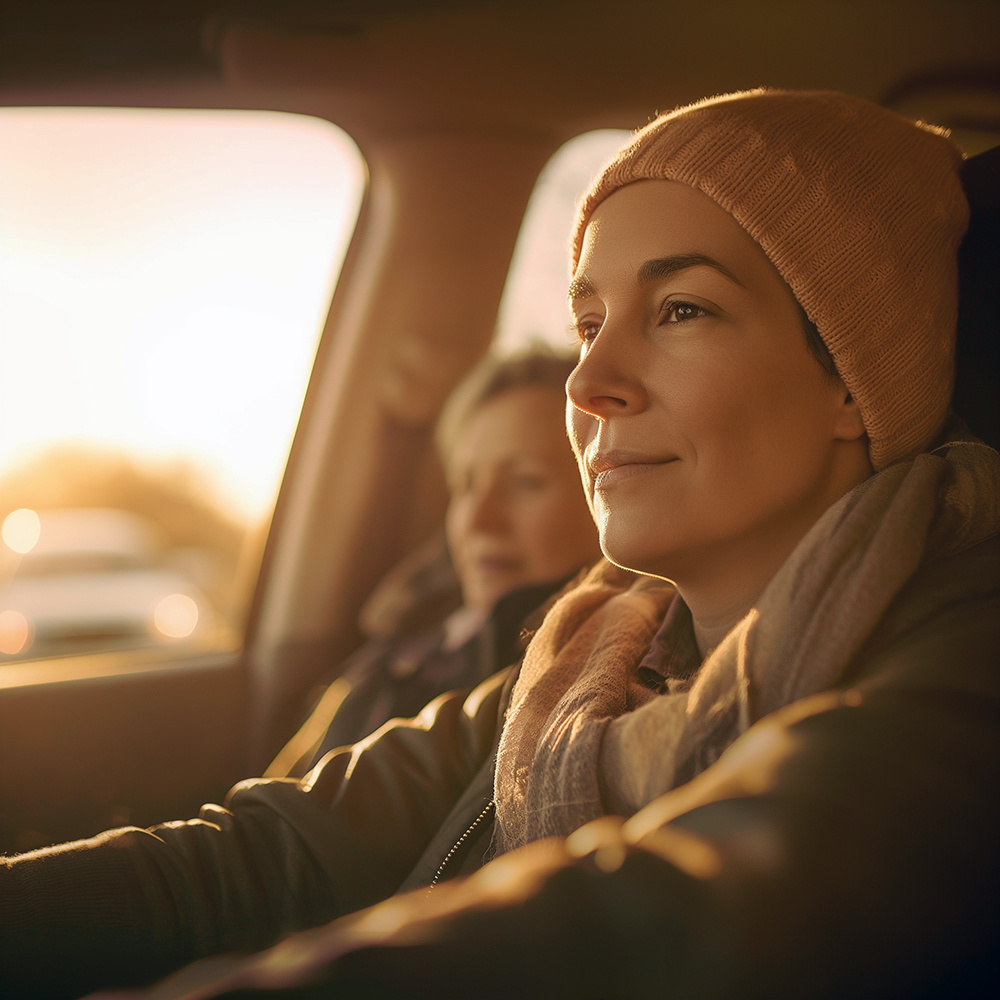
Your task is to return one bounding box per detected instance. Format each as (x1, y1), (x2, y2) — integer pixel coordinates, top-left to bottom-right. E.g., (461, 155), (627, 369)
(567, 180), (867, 587)
(446, 385), (601, 612)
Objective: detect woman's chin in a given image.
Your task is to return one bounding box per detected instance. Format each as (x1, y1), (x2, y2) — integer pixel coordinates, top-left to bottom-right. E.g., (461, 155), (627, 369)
(600, 542), (665, 580)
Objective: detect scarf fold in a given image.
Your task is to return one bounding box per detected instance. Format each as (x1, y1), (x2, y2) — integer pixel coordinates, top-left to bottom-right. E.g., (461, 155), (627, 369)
(493, 439), (1000, 854)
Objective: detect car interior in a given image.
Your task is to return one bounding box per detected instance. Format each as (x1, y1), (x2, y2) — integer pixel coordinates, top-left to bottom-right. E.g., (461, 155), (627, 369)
(0, 0), (997, 858)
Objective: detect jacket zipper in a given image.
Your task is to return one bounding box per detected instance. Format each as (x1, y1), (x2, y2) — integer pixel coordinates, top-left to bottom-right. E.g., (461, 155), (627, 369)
(428, 798), (495, 889)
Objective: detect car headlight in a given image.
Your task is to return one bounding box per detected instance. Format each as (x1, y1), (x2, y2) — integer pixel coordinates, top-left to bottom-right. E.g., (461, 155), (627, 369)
(151, 594), (199, 639)
(0, 609), (33, 655)
(1, 508), (41, 554)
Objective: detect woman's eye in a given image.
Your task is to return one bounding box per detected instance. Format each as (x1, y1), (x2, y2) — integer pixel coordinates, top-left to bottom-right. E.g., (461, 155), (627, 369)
(447, 472), (473, 496)
(663, 300), (708, 323)
(575, 319), (602, 344)
(511, 473), (548, 492)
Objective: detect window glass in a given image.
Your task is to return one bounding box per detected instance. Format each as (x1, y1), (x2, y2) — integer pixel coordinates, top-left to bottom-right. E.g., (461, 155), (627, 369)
(494, 129), (630, 353)
(0, 108), (364, 662)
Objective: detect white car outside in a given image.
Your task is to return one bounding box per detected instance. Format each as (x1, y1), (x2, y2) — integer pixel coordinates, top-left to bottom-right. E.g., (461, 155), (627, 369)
(0, 508), (213, 660)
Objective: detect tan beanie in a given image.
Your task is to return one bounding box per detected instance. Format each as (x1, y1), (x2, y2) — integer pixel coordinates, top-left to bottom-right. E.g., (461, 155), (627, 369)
(572, 89), (969, 470)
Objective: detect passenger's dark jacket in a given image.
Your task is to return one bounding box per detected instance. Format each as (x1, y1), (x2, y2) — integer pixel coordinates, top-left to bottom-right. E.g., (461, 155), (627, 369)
(1, 527), (997, 1000)
(271, 576), (566, 776)
(266, 527), (568, 776)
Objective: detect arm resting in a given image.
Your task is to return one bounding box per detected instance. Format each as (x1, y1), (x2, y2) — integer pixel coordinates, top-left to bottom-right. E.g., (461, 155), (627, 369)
(0, 667), (511, 998)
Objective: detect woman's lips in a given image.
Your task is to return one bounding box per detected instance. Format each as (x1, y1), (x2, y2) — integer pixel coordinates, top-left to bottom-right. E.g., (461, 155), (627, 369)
(473, 555), (521, 575)
(588, 450), (679, 490)
(593, 462), (673, 489)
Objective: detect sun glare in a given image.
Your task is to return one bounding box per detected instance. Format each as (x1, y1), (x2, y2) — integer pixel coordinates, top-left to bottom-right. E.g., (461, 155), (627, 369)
(0, 107), (365, 523)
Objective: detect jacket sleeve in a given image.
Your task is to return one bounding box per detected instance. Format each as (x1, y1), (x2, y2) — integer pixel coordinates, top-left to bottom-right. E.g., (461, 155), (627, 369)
(138, 540), (998, 1000)
(0, 667), (512, 999)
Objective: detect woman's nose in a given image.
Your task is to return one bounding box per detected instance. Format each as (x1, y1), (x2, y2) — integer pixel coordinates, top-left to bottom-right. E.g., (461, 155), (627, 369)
(466, 481), (508, 534)
(566, 327), (645, 419)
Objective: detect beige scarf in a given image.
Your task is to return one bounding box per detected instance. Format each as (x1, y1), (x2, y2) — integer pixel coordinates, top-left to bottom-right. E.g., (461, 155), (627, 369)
(493, 438), (1000, 853)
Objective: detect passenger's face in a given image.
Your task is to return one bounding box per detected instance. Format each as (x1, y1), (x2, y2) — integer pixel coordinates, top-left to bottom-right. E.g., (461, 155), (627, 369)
(446, 386), (600, 612)
(567, 180), (859, 585)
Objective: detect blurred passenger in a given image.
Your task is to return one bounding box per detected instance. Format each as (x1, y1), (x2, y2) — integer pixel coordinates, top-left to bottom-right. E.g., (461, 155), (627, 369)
(1, 90), (997, 1000)
(269, 350), (601, 774)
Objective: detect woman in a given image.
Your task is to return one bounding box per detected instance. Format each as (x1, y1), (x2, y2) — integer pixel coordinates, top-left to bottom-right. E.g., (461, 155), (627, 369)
(268, 350), (601, 774)
(2, 90), (997, 1000)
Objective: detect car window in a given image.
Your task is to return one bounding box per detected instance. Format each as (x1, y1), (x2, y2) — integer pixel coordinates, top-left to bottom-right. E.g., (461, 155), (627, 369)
(494, 129), (630, 353)
(0, 108), (364, 663)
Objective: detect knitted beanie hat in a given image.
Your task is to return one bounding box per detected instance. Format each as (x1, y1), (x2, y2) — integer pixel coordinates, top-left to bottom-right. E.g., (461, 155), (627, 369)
(571, 89), (969, 470)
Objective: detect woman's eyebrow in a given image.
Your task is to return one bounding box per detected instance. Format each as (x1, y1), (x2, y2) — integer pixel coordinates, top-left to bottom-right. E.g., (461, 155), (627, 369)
(637, 253), (745, 288)
(567, 274), (597, 303)
(568, 253), (745, 304)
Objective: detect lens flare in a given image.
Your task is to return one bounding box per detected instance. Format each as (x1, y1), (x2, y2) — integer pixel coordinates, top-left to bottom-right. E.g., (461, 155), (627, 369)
(2, 509), (41, 554)
(152, 593), (199, 639)
(0, 609), (31, 655)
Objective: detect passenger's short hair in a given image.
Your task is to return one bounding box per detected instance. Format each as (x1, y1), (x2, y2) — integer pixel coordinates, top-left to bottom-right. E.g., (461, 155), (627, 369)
(436, 347), (576, 463)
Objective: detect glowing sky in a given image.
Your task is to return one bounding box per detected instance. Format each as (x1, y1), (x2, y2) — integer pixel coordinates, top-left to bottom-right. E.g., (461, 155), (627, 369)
(0, 107), (365, 521)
